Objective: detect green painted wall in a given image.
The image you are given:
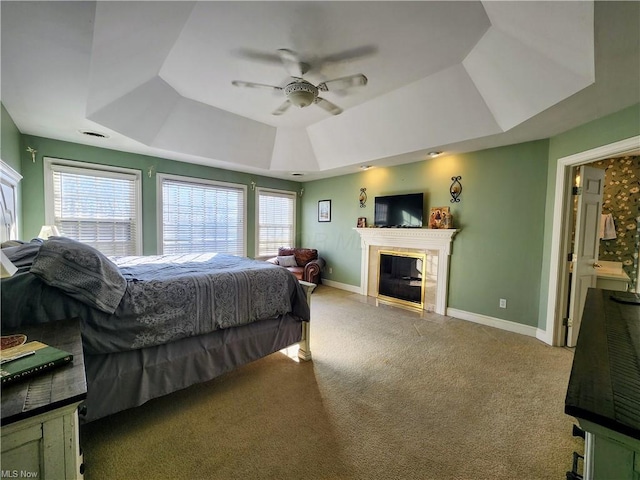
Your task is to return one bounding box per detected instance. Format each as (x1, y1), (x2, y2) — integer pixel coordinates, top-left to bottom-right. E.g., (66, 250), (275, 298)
(301, 140), (549, 327)
(10, 102), (640, 331)
(537, 103), (640, 329)
(19, 135), (302, 256)
(1, 104), (23, 238)
(302, 104), (640, 330)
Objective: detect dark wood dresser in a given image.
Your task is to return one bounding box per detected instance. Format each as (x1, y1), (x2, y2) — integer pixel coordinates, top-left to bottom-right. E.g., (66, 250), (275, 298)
(1, 318), (87, 479)
(565, 288), (640, 479)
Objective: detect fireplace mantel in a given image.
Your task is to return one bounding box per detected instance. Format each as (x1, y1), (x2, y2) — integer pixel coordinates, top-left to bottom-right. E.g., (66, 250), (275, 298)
(354, 228), (459, 314)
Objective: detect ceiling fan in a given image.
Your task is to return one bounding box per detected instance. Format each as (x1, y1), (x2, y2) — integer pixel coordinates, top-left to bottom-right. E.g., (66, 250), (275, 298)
(232, 49), (368, 116)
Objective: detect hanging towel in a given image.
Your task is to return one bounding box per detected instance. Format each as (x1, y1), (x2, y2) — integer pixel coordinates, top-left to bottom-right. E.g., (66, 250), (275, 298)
(600, 213), (617, 240)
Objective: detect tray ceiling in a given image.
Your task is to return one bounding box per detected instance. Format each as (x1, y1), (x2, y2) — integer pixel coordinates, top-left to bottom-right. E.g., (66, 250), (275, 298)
(2, 1), (639, 180)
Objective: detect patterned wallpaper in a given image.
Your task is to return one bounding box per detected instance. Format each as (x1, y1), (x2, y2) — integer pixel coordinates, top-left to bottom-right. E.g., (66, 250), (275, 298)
(594, 155), (639, 291)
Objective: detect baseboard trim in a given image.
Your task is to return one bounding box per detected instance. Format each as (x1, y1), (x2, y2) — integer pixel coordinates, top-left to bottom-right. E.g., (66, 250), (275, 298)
(446, 308), (539, 338)
(320, 284), (549, 342)
(535, 328), (554, 346)
(320, 279), (362, 294)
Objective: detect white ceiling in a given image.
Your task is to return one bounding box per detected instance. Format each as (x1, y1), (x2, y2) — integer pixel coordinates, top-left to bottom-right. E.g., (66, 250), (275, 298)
(2, 1), (639, 181)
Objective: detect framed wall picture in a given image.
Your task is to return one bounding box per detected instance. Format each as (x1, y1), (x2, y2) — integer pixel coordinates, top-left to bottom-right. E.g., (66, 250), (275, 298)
(357, 217), (367, 228)
(318, 200), (331, 222)
(428, 206), (452, 229)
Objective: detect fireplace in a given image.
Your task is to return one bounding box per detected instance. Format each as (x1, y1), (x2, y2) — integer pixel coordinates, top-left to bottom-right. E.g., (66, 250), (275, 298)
(378, 251), (426, 309)
(354, 228), (458, 315)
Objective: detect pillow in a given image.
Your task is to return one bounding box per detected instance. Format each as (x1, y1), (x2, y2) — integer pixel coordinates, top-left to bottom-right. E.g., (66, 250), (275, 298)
(31, 237), (126, 314)
(1, 240), (25, 248)
(277, 255), (298, 267)
(1, 242), (42, 267)
(2, 238), (43, 248)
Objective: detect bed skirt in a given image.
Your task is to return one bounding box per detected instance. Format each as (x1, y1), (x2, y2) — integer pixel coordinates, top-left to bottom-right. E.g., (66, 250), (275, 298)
(82, 314), (303, 423)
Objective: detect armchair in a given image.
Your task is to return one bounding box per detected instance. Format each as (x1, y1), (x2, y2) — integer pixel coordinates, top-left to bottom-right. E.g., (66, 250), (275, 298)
(266, 247), (325, 285)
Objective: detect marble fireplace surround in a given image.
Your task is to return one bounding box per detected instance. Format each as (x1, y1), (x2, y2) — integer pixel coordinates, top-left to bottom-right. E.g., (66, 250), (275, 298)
(354, 228), (459, 315)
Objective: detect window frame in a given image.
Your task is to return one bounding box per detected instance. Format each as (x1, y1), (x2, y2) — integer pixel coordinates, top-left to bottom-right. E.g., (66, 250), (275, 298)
(43, 157), (143, 255)
(0, 159), (23, 242)
(157, 173), (248, 256)
(255, 186), (297, 259)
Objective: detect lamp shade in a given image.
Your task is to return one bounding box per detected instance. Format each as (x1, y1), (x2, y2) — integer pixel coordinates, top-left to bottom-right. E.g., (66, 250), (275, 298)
(1, 251), (17, 278)
(38, 225), (61, 239)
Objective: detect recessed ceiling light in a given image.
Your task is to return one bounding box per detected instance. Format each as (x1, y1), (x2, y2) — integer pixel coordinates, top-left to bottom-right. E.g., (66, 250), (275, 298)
(360, 165), (372, 170)
(291, 172), (304, 177)
(78, 129), (110, 139)
(428, 151), (442, 158)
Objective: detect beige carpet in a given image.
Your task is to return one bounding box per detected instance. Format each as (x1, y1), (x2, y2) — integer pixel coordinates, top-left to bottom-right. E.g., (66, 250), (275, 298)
(81, 286), (583, 479)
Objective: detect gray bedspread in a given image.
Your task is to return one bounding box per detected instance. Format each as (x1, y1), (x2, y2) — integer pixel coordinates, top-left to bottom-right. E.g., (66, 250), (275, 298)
(1, 252), (310, 355)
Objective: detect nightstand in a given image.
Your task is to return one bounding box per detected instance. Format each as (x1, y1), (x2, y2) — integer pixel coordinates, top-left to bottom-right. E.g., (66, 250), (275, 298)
(1, 318), (87, 479)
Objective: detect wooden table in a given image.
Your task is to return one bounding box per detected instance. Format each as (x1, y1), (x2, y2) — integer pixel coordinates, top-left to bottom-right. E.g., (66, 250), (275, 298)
(565, 288), (640, 479)
(1, 318), (87, 479)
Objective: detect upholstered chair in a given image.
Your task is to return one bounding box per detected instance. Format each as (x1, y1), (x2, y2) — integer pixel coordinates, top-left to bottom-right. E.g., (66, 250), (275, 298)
(266, 247), (325, 285)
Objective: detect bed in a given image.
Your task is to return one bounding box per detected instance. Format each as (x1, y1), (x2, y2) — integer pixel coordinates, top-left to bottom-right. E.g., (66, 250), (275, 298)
(1, 237), (312, 423)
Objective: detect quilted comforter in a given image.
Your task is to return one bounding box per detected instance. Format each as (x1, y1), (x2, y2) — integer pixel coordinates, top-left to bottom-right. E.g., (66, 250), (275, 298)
(1, 248), (310, 355)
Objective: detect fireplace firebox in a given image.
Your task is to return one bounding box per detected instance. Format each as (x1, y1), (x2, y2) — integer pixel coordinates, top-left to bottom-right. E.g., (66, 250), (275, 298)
(354, 228), (458, 315)
(378, 250), (426, 310)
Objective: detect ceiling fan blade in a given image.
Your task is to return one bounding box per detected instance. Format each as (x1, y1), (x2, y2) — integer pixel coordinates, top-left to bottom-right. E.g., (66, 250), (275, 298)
(317, 74), (368, 92)
(233, 48), (282, 65)
(232, 80), (282, 91)
(277, 49), (310, 78)
(318, 45), (378, 64)
(315, 97), (343, 116)
(272, 100), (292, 116)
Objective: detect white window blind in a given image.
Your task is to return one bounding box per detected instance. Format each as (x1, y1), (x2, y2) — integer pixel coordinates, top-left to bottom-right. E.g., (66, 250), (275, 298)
(47, 161), (141, 256)
(257, 188), (296, 257)
(160, 175), (246, 256)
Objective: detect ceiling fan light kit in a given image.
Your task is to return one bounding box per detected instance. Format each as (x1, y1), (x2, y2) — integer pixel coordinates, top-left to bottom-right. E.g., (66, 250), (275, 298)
(285, 81), (318, 108)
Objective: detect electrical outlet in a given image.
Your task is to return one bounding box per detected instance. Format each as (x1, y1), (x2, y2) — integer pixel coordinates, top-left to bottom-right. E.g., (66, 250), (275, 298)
(499, 298), (507, 309)
(328, 267), (333, 274)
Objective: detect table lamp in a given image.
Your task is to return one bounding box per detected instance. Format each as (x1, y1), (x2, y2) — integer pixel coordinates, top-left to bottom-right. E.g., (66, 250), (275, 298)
(38, 225), (60, 239)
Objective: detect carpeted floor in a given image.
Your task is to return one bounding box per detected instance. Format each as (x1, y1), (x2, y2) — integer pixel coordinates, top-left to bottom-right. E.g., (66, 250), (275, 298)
(81, 285), (583, 479)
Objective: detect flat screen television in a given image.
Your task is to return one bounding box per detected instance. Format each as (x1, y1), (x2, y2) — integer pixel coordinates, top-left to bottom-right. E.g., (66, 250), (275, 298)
(374, 193), (424, 227)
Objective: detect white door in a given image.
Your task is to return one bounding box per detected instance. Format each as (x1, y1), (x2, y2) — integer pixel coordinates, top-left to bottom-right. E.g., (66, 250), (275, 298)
(567, 165), (605, 347)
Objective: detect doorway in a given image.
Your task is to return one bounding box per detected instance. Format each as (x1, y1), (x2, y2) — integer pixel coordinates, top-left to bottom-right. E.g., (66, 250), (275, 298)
(545, 136), (640, 347)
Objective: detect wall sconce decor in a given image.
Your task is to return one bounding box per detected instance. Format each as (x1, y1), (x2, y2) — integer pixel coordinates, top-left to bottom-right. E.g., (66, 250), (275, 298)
(450, 176), (462, 203)
(147, 165), (155, 178)
(359, 188), (367, 208)
(299, 188), (304, 197)
(250, 181), (257, 191)
(26, 146), (37, 163)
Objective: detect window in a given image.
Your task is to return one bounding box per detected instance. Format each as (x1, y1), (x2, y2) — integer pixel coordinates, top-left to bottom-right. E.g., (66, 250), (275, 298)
(44, 158), (142, 256)
(256, 188), (296, 257)
(159, 174), (246, 256)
